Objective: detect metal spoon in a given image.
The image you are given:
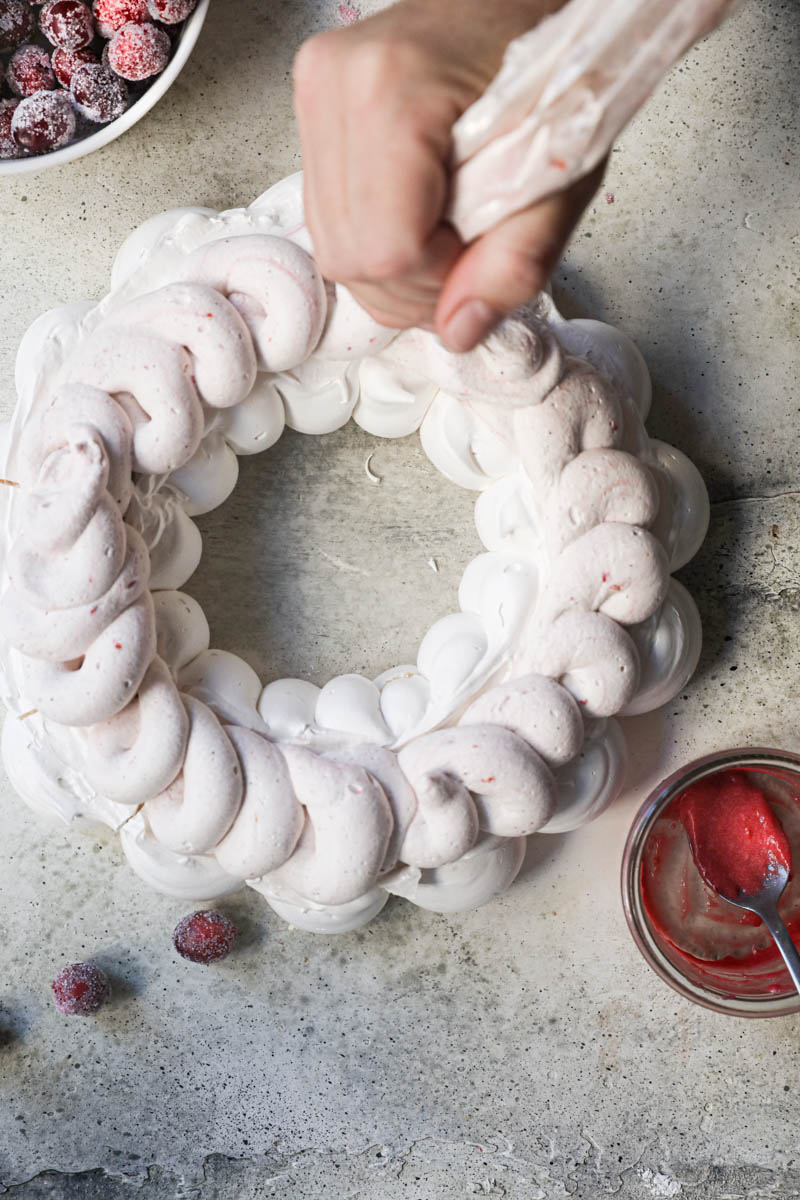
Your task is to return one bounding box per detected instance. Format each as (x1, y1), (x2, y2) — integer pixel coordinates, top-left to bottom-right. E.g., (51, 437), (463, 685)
(715, 863), (800, 996)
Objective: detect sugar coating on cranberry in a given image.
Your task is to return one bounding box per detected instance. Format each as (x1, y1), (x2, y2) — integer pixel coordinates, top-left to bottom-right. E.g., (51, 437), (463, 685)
(0, 0), (35, 51)
(12, 88), (75, 151)
(92, 0), (145, 37)
(107, 19), (168, 79)
(0, 98), (22, 158)
(39, 0), (94, 48)
(71, 62), (128, 121)
(52, 961), (111, 1015)
(52, 43), (96, 86)
(146, 0), (195, 23)
(8, 43), (56, 96)
(172, 910), (237, 964)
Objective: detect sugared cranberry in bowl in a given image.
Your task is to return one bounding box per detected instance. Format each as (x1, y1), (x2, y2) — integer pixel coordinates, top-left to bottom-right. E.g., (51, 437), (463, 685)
(147, 0), (196, 23)
(39, 0), (94, 49)
(92, 0), (147, 38)
(172, 910), (238, 964)
(0, 98), (21, 158)
(12, 89), (75, 151)
(52, 43), (97, 87)
(106, 19), (169, 80)
(52, 961), (111, 1015)
(7, 43), (56, 96)
(0, 0), (35, 52)
(71, 61), (128, 121)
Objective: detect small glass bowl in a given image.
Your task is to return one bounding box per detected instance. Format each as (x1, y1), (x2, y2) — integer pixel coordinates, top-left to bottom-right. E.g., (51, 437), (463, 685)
(621, 747), (800, 1018)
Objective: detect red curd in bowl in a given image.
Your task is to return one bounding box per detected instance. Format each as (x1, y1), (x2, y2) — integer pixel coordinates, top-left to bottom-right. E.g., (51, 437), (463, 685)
(642, 768), (799, 995)
(622, 749), (800, 1016)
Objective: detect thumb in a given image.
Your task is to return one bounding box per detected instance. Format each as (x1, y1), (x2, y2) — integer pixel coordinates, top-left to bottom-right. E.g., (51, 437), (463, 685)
(435, 163), (605, 353)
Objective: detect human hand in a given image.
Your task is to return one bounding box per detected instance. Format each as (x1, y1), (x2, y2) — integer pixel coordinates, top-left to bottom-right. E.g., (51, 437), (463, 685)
(293, 0), (605, 352)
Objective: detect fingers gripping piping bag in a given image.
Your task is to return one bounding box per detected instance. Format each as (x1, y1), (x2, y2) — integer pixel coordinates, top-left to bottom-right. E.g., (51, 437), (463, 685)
(447, 0), (741, 241)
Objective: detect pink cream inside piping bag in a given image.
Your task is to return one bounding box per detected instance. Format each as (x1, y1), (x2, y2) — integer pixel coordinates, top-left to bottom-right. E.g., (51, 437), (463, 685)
(447, 0), (742, 241)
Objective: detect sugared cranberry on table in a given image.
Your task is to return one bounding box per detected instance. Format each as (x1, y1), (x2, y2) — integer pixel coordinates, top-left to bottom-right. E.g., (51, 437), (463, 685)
(0, 98), (21, 158)
(146, 0), (195, 23)
(11, 88), (75, 150)
(71, 61), (127, 121)
(51, 43), (96, 86)
(0, 0), (35, 51)
(92, 0), (146, 38)
(7, 43), (56, 95)
(172, 910), (238, 964)
(106, 19), (169, 79)
(51, 961), (111, 1015)
(39, 0), (94, 49)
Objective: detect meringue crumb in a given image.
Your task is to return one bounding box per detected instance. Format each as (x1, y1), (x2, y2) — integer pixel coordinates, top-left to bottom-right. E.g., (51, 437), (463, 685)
(428, 558), (439, 573)
(337, 3), (360, 23)
(364, 453), (381, 484)
(605, 192), (615, 204)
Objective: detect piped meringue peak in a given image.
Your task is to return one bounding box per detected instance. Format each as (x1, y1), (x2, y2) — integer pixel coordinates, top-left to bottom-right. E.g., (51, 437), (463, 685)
(0, 173), (710, 934)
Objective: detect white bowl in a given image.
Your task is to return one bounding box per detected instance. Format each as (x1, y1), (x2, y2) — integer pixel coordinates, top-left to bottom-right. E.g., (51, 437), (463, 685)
(0, 0), (209, 177)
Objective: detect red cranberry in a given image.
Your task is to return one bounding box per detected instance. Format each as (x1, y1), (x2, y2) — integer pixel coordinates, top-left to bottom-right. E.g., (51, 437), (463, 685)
(0, 98), (22, 158)
(106, 19), (168, 80)
(71, 61), (127, 121)
(172, 910), (237, 964)
(39, 0), (94, 48)
(92, 0), (144, 36)
(52, 43), (96, 86)
(0, 0), (35, 50)
(12, 89), (75, 152)
(51, 962), (111, 1014)
(7, 43), (56, 96)
(146, 0), (194, 22)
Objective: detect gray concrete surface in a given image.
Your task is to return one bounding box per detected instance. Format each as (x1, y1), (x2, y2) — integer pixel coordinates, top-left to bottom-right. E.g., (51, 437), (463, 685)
(1, 0), (799, 1196)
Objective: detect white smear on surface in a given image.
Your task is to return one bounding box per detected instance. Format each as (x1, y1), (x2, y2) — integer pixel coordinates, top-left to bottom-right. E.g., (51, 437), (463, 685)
(320, 550), (370, 576)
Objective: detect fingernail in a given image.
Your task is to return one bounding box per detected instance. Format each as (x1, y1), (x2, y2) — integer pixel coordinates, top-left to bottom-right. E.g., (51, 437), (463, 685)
(441, 299), (502, 353)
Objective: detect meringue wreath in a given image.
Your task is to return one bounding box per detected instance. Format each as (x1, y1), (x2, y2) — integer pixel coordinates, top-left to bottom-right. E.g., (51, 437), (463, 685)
(0, 174), (708, 932)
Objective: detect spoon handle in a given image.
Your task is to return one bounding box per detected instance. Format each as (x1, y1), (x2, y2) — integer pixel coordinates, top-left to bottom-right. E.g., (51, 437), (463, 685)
(761, 907), (800, 996)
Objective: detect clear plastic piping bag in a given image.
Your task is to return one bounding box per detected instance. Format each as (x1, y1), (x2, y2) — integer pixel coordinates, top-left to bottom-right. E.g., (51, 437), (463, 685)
(447, 0), (742, 241)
